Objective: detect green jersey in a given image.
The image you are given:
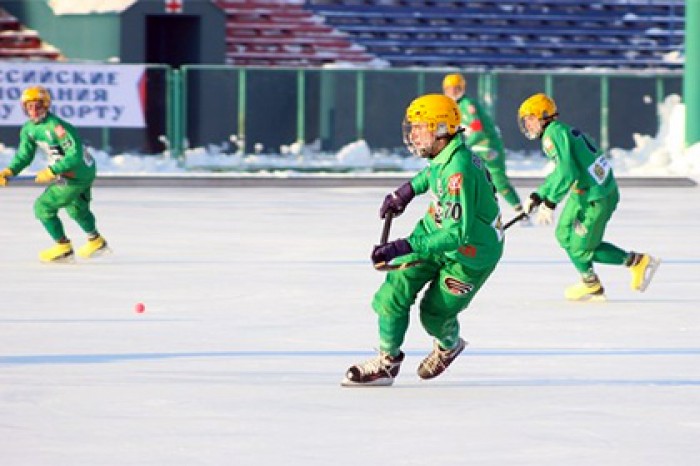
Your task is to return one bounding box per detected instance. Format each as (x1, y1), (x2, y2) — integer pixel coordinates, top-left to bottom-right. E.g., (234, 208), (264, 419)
(9, 112), (95, 185)
(456, 96), (504, 154)
(537, 120), (616, 204)
(407, 137), (504, 269)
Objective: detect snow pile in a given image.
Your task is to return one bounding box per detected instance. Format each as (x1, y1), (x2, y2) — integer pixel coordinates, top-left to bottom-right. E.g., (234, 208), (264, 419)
(609, 94), (700, 176)
(1, 94), (698, 178)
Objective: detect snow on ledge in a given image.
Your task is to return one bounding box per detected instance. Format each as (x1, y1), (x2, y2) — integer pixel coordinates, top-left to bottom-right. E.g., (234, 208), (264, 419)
(48, 0), (137, 15)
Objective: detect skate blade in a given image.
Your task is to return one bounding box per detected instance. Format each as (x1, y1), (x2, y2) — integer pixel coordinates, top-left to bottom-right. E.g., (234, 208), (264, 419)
(567, 293), (608, 303)
(340, 377), (395, 387)
(637, 257), (661, 292)
(41, 253), (76, 264)
(79, 246), (112, 259)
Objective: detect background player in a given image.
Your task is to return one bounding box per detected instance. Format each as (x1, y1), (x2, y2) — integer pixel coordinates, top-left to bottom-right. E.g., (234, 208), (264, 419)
(0, 86), (108, 262)
(443, 73), (526, 222)
(518, 93), (660, 301)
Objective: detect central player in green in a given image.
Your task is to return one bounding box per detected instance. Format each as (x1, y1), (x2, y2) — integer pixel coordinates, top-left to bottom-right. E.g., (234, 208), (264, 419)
(342, 94), (504, 386)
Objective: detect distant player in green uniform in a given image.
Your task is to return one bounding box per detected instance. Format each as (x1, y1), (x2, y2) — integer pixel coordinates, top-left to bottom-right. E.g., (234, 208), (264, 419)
(0, 86), (109, 263)
(342, 94), (504, 386)
(518, 93), (660, 301)
(443, 73), (526, 222)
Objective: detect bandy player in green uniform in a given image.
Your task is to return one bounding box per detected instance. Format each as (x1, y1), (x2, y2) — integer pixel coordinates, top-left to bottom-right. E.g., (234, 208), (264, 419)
(442, 73), (526, 220)
(342, 94), (504, 386)
(518, 93), (660, 301)
(0, 86), (108, 262)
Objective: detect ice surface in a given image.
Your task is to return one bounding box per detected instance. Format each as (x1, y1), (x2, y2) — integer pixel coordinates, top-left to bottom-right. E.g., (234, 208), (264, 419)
(1, 184), (699, 465)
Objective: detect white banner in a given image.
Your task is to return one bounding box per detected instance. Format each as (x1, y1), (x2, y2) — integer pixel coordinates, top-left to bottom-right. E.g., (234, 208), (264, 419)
(0, 63), (146, 128)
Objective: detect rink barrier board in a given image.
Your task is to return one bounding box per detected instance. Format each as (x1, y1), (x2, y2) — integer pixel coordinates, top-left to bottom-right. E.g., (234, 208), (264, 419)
(7, 175), (698, 188)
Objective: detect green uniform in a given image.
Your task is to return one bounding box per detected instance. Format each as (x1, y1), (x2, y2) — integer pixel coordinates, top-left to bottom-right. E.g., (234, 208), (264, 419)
(8, 112), (98, 241)
(456, 96), (521, 208)
(537, 120), (628, 274)
(372, 137), (504, 356)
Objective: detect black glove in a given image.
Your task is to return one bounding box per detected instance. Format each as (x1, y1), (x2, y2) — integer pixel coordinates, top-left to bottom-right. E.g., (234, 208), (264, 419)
(524, 192), (557, 225)
(524, 192), (543, 214)
(371, 239), (412, 265)
(379, 182), (415, 219)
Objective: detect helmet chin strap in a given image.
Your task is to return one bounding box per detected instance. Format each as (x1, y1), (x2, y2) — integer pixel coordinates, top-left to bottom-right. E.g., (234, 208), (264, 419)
(536, 116), (557, 138)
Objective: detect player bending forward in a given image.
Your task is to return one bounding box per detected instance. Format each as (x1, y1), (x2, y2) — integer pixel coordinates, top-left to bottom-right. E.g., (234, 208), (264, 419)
(0, 86), (108, 262)
(518, 93), (660, 301)
(342, 94), (504, 387)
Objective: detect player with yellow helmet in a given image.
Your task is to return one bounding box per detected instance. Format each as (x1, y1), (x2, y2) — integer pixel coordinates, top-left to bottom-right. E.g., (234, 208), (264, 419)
(518, 93), (660, 301)
(442, 73), (525, 220)
(0, 86), (109, 262)
(342, 94), (503, 386)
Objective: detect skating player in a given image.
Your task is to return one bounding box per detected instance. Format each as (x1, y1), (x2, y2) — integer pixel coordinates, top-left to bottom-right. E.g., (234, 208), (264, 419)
(342, 94), (504, 386)
(0, 86), (108, 262)
(517, 93), (660, 301)
(442, 73), (526, 221)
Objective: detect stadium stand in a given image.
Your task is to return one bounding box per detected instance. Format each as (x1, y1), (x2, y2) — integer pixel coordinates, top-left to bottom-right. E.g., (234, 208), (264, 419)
(303, 0), (685, 69)
(215, 0), (378, 66)
(0, 7), (62, 60)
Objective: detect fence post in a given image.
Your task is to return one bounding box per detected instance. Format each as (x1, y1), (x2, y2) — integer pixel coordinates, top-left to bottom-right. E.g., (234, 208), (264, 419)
(544, 74), (553, 98)
(319, 70), (335, 150)
(165, 66), (173, 156)
(297, 68), (306, 145)
(655, 76), (665, 125)
(169, 67), (183, 159)
(238, 68), (247, 152)
(417, 71), (425, 95)
(600, 75), (609, 153)
(356, 70), (365, 140)
(685, 0), (700, 147)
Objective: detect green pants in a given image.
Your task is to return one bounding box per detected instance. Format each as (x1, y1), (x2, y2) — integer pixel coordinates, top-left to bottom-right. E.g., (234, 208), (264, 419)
(372, 257), (498, 356)
(555, 188), (628, 274)
(478, 146), (521, 208)
(34, 183), (97, 241)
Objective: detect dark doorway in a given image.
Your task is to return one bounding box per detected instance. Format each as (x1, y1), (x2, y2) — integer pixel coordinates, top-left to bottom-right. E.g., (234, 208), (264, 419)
(144, 16), (200, 152)
(146, 15), (201, 67)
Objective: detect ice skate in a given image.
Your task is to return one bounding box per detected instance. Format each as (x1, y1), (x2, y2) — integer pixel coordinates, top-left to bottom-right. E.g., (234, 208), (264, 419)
(39, 241), (74, 263)
(417, 337), (467, 380)
(341, 351), (404, 387)
(629, 253), (661, 292)
(77, 235), (110, 259)
(565, 274), (606, 302)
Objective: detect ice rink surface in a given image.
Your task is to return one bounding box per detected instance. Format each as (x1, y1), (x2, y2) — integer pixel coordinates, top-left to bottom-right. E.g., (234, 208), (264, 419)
(1, 182), (699, 465)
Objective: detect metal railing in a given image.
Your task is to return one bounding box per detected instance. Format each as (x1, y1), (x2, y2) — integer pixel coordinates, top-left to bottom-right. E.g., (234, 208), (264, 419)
(171, 66), (681, 158)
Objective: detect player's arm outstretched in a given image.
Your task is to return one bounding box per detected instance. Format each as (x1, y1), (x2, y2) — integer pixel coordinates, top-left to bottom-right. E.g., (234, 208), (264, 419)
(1, 125), (38, 186)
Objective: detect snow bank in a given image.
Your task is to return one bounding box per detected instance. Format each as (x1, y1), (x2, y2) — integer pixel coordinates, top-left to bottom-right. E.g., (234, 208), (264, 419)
(1, 94), (697, 178)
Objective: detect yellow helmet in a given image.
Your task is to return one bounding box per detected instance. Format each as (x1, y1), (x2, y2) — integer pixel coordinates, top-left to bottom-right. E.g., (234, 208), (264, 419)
(403, 94), (461, 157)
(21, 85), (52, 109)
(442, 73), (466, 91)
(405, 94), (461, 137)
(518, 93), (557, 121)
(517, 93), (557, 139)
